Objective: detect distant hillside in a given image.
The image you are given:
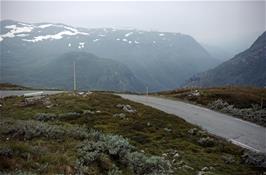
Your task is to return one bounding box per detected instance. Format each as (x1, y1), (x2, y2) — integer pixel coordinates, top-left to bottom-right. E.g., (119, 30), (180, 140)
(0, 83), (30, 90)
(0, 20), (219, 91)
(32, 52), (145, 91)
(185, 32), (266, 88)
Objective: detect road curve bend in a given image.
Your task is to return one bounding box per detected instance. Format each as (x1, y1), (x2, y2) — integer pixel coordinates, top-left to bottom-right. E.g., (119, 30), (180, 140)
(119, 94), (266, 153)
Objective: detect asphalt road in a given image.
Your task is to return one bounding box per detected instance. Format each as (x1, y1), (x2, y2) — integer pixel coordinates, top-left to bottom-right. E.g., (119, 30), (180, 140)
(0, 90), (64, 98)
(119, 94), (266, 153)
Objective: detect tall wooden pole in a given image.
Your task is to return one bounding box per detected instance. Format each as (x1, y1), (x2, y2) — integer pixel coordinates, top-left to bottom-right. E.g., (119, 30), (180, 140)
(73, 61), (76, 91)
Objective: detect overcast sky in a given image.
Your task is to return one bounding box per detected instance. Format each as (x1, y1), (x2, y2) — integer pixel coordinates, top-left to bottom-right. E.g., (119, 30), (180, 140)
(1, 1), (265, 54)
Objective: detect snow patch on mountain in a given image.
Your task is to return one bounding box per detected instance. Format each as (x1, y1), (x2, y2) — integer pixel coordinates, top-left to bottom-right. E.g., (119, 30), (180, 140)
(159, 33), (165, 36)
(38, 24), (53, 28)
(93, 39), (99, 42)
(22, 28), (89, 43)
(16, 34), (29, 37)
(5, 25), (16, 29)
(78, 42), (85, 49)
(0, 25), (34, 41)
(18, 23), (34, 27)
(125, 32), (133, 37)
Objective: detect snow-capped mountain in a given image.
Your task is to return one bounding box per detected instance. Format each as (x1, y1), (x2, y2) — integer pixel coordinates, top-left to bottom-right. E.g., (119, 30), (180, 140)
(1, 20), (219, 91)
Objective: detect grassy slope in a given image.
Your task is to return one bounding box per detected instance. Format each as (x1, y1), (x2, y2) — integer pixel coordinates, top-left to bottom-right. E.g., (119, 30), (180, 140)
(0, 92), (261, 174)
(157, 86), (266, 109)
(0, 83), (30, 90)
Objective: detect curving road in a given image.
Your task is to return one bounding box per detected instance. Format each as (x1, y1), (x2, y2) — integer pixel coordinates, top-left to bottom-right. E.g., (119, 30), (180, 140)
(119, 94), (266, 153)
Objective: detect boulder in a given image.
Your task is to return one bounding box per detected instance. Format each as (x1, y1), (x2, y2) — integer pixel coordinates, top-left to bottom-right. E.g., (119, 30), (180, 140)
(116, 104), (136, 113)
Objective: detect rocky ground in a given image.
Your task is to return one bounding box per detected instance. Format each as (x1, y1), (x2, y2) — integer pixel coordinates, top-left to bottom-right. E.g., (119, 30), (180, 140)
(0, 92), (265, 174)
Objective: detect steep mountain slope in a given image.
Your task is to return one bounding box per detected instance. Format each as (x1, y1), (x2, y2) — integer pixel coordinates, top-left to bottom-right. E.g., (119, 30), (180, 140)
(0, 20), (219, 91)
(34, 52), (145, 91)
(185, 32), (266, 87)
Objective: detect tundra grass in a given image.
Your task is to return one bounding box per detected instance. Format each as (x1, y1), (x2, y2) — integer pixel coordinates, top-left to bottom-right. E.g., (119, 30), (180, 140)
(0, 92), (262, 174)
(156, 86), (266, 108)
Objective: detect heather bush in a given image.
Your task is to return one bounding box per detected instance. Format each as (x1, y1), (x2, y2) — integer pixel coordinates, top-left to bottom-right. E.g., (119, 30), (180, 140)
(126, 151), (171, 175)
(101, 134), (134, 157)
(208, 99), (266, 126)
(76, 132), (171, 175)
(76, 140), (107, 164)
(34, 113), (57, 121)
(34, 112), (81, 121)
(0, 119), (89, 140)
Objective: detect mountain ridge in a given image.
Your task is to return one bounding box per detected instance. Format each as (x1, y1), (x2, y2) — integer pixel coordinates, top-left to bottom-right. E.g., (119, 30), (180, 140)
(184, 31), (266, 88)
(1, 20), (220, 91)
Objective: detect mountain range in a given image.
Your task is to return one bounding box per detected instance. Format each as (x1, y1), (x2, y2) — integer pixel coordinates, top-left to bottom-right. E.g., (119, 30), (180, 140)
(0, 20), (219, 91)
(185, 31), (266, 88)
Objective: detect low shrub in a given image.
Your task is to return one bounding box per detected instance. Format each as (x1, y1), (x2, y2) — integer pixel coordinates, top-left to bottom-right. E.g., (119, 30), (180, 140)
(0, 119), (89, 140)
(34, 112), (81, 122)
(76, 132), (171, 175)
(208, 99), (266, 126)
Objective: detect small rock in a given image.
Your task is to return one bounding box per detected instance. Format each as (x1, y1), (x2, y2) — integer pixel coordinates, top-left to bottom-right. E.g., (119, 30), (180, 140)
(198, 137), (215, 147)
(164, 128), (172, 132)
(197, 171), (204, 175)
(147, 122), (151, 127)
(162, 153), (168, 157)
(201, 167), (209, 171)
(116, 104), (124, 108)
(123, 105), (136, 113)
(116, 104), (136, 113)
(182, 165), (194, 170)
(83, 110), (95, 115)
(113, 113), (126, 119)
(78, 92), (85, 95)
(188, 128), (198, 135)
(173, 152), (180, 158)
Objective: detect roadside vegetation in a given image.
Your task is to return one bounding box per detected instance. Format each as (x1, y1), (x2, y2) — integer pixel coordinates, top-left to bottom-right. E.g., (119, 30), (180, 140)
(0, 92), (264, 174)
(156, 86), (266, 126)
(0, 83), (30, 90)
